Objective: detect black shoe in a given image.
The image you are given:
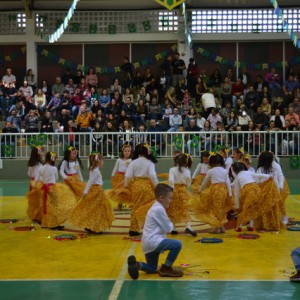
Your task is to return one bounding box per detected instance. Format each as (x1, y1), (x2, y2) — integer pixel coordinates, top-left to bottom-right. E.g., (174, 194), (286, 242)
(129, 231), (140, 236)
(85, 228), (103, 234)
(127, 255), (139, 280)
(171, 230), (178, 235)
(50, 226), (64, 230)
(185, 228), (197, 237)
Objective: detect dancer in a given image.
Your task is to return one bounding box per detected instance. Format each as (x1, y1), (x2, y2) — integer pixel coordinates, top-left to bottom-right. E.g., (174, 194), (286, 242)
(191, 153), (233, 234)
(58, 146), (85, 199)
(127, 183), (183, 280)
(242, 153), (255, 172)
(28, 151), (77, 229)
(111, 144), (132, 210)
(167, 153), (197, 236)
(27, 146), (43, 223)
(229, 147), (245, 181)
(219, 146), (232, 172)
(232, 162), (281, 232)
(124, 143), (158, 236)
(191, 150), (210, 192)
(257, 151), (289, 226)
(69, 153), (114, 233)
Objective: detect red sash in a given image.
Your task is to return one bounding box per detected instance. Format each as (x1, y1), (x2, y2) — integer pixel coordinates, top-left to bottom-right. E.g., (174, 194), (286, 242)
(41, 183), (54, 214)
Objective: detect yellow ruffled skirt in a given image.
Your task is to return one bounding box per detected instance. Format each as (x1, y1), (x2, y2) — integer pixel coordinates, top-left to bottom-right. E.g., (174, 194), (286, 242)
(166, 184), (191, 223)
(63, 174), (86, 201)
(279, 178), (290, 216)
(107, 173), (133, 204)
(129, 178), (156, 232)
(69, 185), (114, 233)
(191, 183), (233, 228)
(27, 181), (43, 222)
(191, 174), (209, 193)
(254, 178), (283, 231)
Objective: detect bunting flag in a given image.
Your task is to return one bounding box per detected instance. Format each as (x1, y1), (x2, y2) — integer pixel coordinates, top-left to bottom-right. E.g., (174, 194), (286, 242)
(290, 156), (300, 169)
(71, 23), (80, 32)
(0, 46), (26, 66)
(270, 0), (300, 48)
(194, 45), (300, 70)
(36, 44), (177, 74)
(155, 0), (186, 10)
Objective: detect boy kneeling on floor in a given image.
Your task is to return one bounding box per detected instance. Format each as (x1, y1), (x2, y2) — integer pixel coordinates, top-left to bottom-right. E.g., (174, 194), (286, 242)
(127, 183), (183, 280)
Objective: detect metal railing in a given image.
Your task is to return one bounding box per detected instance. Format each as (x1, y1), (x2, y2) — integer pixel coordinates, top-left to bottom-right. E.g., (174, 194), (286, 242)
(0, 131), (299, 159)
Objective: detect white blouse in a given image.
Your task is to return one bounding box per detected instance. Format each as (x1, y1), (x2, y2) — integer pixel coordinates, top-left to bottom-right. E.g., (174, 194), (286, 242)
(59, 160), (83, 181)
(35, 164), (58, 184)
(192, 163), (209, 179)
(168, 166), (191, 188)
(111, 158), (132, 176)
(84, 168), (103, 194)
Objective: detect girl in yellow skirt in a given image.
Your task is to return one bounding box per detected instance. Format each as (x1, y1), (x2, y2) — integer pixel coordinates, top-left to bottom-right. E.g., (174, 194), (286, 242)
(28, 151), (77, 229)
(167, 153), (197, 236)
(27, 146), (43, 223)
(229, 147), (245, 182)
(125, 143), (158, 236)
(191, 151), (210, 192)
(111, 144), (132, 210)
(69, 153), (114, 233)
(192, 153), (233, 234)
(219, 146), (232, 172)
(232, 162), (281, 232)
(58, 146), (85, 200)
(257, 151), (289, 226)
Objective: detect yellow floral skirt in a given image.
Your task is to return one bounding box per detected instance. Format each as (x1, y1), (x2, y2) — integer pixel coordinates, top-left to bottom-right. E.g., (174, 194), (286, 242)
(63, 174), (86, 201)
(191, 174), (210, 193)
(191, 183), (233, 228)
(254, 178), (283, 231)
(166, 184), (191, 223)
(107, 173), (133, 204)
(27, 181), (43, 222)
(69, 185), (114, 232)
(279, 178), (290, 216)
(130, 178), (156, 232)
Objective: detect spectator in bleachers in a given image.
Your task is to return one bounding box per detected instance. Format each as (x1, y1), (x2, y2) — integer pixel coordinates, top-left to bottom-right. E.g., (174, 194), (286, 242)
(111, 89), (122, 106)
(136, 86), (150, 104)
(146, 78), (159, 98)
(9, 100), (25, 120)
(225, 110), (238, 132)
(111, 78), (122, 94)
(196, 111), (206, 130)
(76, 106), (95, 145)
(121, 57), (134, 88)
(283, 74), (299, 105)
(57, 108), (72, 135)
(136, 99), (148, 126)
(252, 106), (269, 131)
(143, 67), (154, 87)
(66, 119), (79, 147)
(267, 120), (280, 153)
(93, 109), (106, 128)
(91, 121), (104, 152)
(261, 97), (272, 117)
(1, 121), (18, 157)
(226, 68), (235, 83)
(24, 109), (40, 133)
(34, 88), (46, 115)
(118, 119), (134, 149)
(285, 107), (300, 129)
(270, 108), (285, 130)
(214, 121), (226, 148)
(106, 98), (120, 120)
(99, 88), (110, 109)
(147, 97), (162, 121)
(185, 107), (197, 128)
(282, 120), (298, 155)
(148, 118), (165, 155)
(91, 99), (102, 117)
(238, 109), (252, 131)
(220, 100), (232, 120)
(231, 79), (244, 108)
(288, 97), (300, 115)
(175, 77), (187, 101)
(15, 89), (26, 104)
(132, 70), (144, 92)
(207, 108), (222, 131)
(186, 58), (198, 97)
(103, 120), (117, 158)
(185, 118), (201, 154)
(117, 110), (128, 128)
(244, 85), (260, 118)
(264, 67), (282, 98)
(73, 69), (84, 86)
(19, 80), (33, 98)
(4, 82), (17, 111)
(272, 96), (286, 115)
(201, 88), (216, 119)
(64, 78), (76, 95)
(78, 77), (87, 94)
(160, 55), (172, 90)
(40, 110), (54, 145)
(239, 67), (251, 88)
(209, 69), (222, 90)
(70, 87), (83, 119)
(24, 69), (36, 92)
(171, 53), (186, 87)
(2, 68), (16, 87)
(41, 80), (51, 103)
(168, 107), (182, 132)
(232, 125), (244, 149)
(158, 70), (167, 97)
(61, 68), (74, 85)
(195, 76), (207, 108)
(85, 67), (98, 88)
(51, 77), (65, 97)
(220, 77), (232, 107)
(47, 92), (61, 120)
(122, 96), (137, 127)
(7, 109), (22, 132)
(253, 75), (266, 97)
(164, 86), (177, 107)
(122, 88), (134, 103)
(24, 95), (37, 116)
(60, 90), (71, 113)
(134, 123), (147, 145)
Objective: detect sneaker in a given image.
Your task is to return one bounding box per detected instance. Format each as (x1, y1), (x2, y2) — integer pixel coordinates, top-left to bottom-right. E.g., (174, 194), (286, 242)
(127, 255), (139, 280)
(247, 226), (254, 232)
(235, 227), (242, 232)
(129, 230), (140, 236)
(158, 264), (183, 277)
(171, 230), (178, 235)
(185, 228), (197, 237)
(290, 271), (300, 282)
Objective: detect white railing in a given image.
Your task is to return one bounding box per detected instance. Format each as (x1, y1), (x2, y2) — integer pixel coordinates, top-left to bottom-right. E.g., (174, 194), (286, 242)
(0, 131), (299, 159)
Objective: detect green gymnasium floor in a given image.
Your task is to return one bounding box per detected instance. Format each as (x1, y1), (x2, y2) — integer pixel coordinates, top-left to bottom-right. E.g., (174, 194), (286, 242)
(1, 180), (300, 300)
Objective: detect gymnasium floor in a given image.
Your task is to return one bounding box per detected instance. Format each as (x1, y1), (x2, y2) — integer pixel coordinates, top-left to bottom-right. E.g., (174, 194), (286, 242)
(1, 180), (300, 300)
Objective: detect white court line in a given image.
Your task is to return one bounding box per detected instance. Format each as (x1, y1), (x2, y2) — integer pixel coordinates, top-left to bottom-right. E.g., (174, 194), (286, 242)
(289, 195), (300, 204)
(108, 242), (138, 300)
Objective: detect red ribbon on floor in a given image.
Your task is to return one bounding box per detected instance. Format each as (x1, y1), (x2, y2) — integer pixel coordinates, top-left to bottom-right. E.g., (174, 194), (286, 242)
(41, 184), (54, 214)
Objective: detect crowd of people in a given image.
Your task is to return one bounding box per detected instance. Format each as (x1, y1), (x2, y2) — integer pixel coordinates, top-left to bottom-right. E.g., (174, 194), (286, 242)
(24, 142), (300, 281)
(1, 54), (300, 156)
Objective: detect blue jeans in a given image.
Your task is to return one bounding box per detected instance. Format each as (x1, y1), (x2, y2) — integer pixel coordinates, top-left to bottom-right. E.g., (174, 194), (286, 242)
(291, 247), (300, 271)
(140, 239), (182, 273)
